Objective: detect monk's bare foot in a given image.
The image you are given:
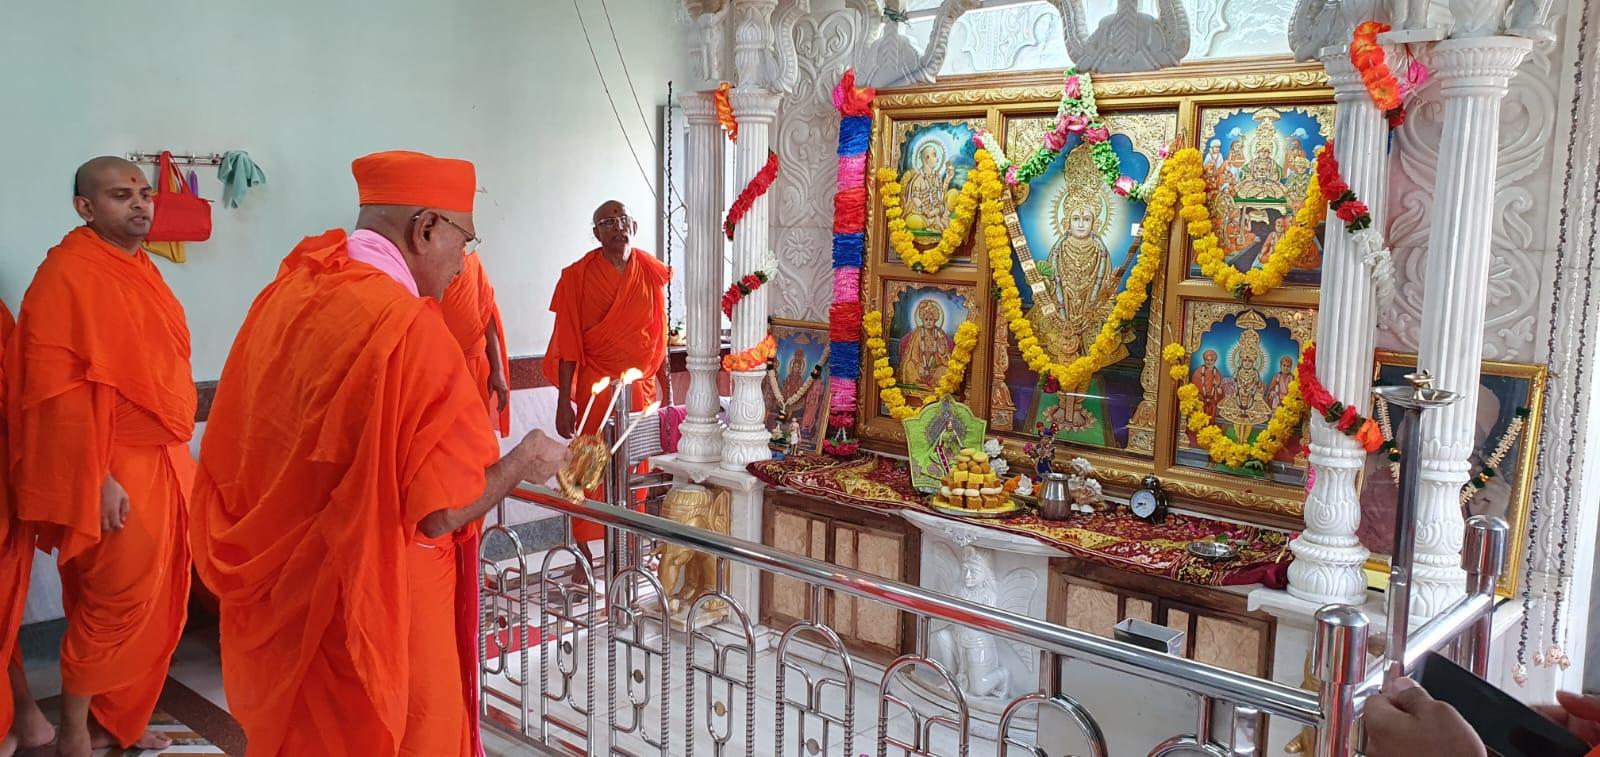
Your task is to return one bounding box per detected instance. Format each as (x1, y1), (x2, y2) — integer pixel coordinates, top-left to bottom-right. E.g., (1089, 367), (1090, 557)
(0, 733), (18, 757)
(14, 702), (56, 748)
(53, 726), (91, 757)
(130, 730), (174, 750)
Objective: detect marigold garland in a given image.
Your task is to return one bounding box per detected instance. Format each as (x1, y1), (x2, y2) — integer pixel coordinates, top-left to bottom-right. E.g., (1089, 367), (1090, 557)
(864, 310), (979, 420)
(1163, 343), (1309, 471)
(724, 151), (781, 240)
(714, 82), (738, 142)
(1314, 142), (1371, 233)
(1195, 149), (1327, 299)
(976, 68), (1157, 199)
(723, 334), (776, 372)
(1352, 22), (1406, 129)
(876, 149), (992, 273)
(1295, 343), (1385, 452)
(721, 271), (770, 318)
(994, 149), (1192, 391)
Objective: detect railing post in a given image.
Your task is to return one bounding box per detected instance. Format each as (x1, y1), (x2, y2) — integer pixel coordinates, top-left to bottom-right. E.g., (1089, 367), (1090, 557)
(1314, 604), (1370, 757)
(1462, 515), (1510, 677)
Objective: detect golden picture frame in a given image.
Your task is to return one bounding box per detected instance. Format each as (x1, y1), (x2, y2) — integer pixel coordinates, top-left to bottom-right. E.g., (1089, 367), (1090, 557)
(857, 56), (1331, 528)
(1361, 352), (1547, 598)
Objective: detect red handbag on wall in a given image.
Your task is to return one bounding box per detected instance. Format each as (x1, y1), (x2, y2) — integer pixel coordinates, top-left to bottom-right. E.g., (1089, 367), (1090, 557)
(146, 151), (212, 242)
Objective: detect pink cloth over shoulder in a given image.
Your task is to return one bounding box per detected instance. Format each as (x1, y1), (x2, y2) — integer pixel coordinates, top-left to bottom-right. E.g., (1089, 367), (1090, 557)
(345, 229), (419, 296)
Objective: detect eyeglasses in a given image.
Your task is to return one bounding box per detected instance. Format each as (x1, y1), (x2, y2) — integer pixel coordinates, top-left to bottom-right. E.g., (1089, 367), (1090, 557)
(414, 211), (481, 253)
(594, 215), (634, 230)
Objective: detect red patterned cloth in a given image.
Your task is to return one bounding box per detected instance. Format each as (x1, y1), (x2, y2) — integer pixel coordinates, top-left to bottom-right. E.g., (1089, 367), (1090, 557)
(750, 454), (1293, 589)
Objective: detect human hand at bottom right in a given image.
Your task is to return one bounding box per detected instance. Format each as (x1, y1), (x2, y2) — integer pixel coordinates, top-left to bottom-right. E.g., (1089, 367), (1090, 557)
(1536, 690), (1600, 746)
(1362, 675), (1486, 757)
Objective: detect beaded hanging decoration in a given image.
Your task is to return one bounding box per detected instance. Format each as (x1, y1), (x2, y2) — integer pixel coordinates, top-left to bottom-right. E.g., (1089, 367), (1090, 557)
(1514, 0), (1597, 685)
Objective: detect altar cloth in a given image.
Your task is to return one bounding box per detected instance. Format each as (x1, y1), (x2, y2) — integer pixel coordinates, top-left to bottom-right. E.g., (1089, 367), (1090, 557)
(750, 454), (1293, 589)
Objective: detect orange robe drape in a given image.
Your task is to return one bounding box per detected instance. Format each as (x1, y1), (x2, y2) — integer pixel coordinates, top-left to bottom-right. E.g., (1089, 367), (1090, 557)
(192, 230), (498, 757)
(7, 228), (196, 747)
(542, 248), (669, 544)
(439, 249), (510, 757)
(0, 299), (31, 742)
(442, 251), (511, 438)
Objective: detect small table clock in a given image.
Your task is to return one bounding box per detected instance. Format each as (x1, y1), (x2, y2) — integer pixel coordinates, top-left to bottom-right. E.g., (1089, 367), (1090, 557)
(1129, 475), (1169, 523)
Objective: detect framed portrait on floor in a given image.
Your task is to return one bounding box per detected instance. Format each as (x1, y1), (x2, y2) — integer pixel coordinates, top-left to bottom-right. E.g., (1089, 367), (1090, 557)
(765, 320), (832, 454)
(1359, 352), (1546, 597)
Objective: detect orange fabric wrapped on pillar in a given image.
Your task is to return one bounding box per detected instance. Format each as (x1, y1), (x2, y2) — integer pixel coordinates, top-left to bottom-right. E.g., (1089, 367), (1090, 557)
(7, 228), (196, 747)
(192, 229), (499, 757)
(543, 247), (669, 543)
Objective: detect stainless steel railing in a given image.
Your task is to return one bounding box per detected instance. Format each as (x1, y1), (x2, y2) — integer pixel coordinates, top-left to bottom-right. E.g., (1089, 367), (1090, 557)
(478, 374), (1508, 756)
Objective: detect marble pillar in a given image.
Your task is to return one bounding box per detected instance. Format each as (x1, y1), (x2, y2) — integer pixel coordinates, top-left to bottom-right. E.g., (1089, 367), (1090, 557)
(1288, 50), (1391, 606)
(679, 91), (727, 464)
(720, 88), (782, 471)
(1412, 36), (1532, 616)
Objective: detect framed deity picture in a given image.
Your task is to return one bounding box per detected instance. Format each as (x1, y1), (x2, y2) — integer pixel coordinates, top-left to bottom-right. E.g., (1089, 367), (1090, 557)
(1192, 103), (1334, 289)
(992, 109), (1180, 458)
(1359, 352), (1546, 597)
(885, 117), (984, 264)
(765, 320), (832, 454)
(878, 280), (976, 417)
(1172, 301), (1317, 490)
(903, 398), (987, 492)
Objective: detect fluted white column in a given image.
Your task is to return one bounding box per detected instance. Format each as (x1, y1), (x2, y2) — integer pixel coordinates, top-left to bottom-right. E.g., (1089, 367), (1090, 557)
(720, 88), (782, 471)
(1288, 50), (1389, 606)
(679, 92), (727, 464)
(1412, 36), (1532, 616)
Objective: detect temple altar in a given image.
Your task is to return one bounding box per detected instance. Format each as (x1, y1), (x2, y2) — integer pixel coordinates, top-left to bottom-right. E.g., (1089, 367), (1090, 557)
(652, 0), (1595, 751)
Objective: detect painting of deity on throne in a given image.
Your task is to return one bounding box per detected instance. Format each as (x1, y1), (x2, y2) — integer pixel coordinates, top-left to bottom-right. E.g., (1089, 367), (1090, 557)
(882, 282), (974, 415)
(1193, 105), (1334, 288)
(992, 111), (1178, 457)
(892, 119), (981, 246)
(1176, 303), (1316, 487)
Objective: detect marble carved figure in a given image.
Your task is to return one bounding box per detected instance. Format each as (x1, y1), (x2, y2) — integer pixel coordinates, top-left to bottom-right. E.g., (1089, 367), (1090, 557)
(1054, 0), (1191, 73)
(930, 545), (1039, 699)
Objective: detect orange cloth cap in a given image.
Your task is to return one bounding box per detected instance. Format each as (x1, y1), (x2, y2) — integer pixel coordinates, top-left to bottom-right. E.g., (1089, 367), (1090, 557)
(352, 150), (476, 213)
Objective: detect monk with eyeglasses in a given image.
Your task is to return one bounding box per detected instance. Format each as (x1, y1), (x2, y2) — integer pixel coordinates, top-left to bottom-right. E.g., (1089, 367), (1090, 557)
(192, 150), (567, 757)
(544, 201), (672, 557)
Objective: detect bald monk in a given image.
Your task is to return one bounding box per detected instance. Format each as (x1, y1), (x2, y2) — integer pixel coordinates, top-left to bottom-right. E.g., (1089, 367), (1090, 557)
(546, 201), (671, 556)
(1, 299), (53, 757)
(8, 157), (194, 757)
(191, 151), (567, 757)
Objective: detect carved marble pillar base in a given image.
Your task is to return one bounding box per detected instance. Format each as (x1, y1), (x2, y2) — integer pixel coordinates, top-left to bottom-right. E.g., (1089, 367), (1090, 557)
(681, 91), (727, 464)
(1412, 36), (1532, 617)
(1288, 48), (1390, 606)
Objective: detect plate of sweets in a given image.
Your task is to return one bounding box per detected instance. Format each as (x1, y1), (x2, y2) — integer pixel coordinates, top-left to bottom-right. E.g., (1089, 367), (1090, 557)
(929, 448), (1023, 519)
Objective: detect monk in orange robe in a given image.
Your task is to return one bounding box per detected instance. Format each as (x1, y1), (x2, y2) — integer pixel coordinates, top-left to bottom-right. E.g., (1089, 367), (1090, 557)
(8, 157), (195, 757)
(439, 249), (510, 752)
(1, 299), (53, 757)
(442, 250), (511, 435)
(191, 151), (567, 757)
(546, 201), (671, 556)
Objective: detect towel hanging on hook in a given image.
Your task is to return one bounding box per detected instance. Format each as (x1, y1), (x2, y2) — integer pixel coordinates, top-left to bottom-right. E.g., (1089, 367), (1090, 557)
(217, 151), (266, 209)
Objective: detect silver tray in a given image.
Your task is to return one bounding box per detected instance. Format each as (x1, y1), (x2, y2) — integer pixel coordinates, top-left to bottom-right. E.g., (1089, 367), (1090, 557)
(1187, 541), (1240, 561)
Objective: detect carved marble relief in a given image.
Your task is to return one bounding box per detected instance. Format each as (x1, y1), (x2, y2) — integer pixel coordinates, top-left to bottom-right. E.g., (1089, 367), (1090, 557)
(1380, 6), (1566, 363)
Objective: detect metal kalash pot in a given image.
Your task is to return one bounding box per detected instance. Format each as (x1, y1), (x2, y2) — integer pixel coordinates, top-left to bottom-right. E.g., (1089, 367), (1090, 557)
(1038, 471), (1073, 520)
